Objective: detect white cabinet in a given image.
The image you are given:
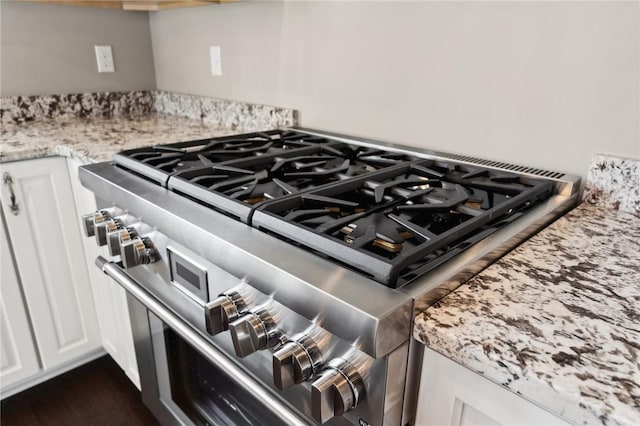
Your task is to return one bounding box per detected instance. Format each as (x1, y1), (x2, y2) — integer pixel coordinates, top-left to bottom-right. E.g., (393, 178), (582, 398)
(415, 347), (570, 426)
(66, 158), (140, 389)
(0, 157), (102, 396)
(0, 214), (40, 388)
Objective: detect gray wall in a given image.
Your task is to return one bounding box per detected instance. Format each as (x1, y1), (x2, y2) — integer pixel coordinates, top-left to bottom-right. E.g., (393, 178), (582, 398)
(149, 1), (640, 177)
(0, 1), (156, 96)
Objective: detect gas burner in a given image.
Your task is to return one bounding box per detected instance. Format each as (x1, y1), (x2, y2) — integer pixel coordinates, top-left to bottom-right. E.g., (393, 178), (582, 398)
(166, 142), (418, 223)
(323, 145), (416, 168)
(341, 213), (412, 253)
(113, 129), (330, 186)
(253, 160), (554, 286)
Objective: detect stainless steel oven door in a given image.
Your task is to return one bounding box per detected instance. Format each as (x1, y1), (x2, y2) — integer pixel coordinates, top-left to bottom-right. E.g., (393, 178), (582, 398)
(98, 257), (308, 426)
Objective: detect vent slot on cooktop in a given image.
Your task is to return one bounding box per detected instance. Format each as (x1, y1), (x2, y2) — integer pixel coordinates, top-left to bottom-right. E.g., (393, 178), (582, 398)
(427, 151), (566, 180)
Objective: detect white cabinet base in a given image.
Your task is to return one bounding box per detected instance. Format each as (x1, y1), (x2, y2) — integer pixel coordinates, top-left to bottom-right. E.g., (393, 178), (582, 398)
(1, 214), (40, 389)
(415, 347), (570, 426)
(1, 156), (106, 399)
(0, 157), (102, 370)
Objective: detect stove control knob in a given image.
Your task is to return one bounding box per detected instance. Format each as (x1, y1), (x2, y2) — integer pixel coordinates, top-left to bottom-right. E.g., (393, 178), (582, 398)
(107, 228), (134, 257)
(82, 208), (122, 237)
(204, 291), (248, 336)
(83, 211), (108, 237)
(97, 215), (137, 248)
(228, 308), (278, 358)
(95, 219), (120, 246)
(311, 358), (365, 424)
(82, 213), (99, 237)
(120, 236), (159, 269)
(272, 334), (323, 391)
(106, 218), (141, 256)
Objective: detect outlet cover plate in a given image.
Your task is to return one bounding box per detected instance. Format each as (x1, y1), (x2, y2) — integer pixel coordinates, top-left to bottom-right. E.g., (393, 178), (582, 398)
(210, 46), (222, 76)
(95, 45), (115, 73)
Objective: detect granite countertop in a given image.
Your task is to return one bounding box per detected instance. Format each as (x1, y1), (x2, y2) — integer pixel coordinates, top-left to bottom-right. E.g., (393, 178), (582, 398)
(1, 114), (239, 164)
(414, 155), (640, 426)
(0, 90), (296, 164)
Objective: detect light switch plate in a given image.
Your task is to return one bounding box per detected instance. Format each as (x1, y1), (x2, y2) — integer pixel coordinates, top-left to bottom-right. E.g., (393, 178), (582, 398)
(210, 46), (222, 76)
(95, 45), (115, 73)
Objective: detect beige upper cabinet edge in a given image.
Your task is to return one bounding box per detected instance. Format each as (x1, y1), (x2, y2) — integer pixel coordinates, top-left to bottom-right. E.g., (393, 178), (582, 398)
(16, 0), (235, 11)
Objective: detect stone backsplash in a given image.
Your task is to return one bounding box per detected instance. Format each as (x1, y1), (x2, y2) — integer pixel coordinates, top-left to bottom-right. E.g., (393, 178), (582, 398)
(583, 154), (640, 216)
(1, 90), (297, 131)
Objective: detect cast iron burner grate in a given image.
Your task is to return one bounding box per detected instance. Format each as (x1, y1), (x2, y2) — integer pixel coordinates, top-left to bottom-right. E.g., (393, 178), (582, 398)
(112, 129), (556, 287)
(252, 160), (554, 286)
(166, 143), (418, 223)
(113, 129), (330, 186)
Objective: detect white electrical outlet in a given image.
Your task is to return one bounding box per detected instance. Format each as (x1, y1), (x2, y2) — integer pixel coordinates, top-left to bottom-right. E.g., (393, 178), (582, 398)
(210, 46), (222, 76)
(95, 45), (115, 73)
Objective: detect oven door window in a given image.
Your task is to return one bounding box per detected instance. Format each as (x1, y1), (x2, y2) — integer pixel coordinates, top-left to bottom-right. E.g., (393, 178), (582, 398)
(163, 327), (276, 426)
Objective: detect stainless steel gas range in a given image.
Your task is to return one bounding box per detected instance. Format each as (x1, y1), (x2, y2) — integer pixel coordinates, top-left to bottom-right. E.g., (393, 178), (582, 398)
(78, 128), (580, 426)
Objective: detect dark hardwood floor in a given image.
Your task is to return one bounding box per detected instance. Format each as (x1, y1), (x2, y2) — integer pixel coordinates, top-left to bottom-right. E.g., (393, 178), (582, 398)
(1, 356), (158, 426)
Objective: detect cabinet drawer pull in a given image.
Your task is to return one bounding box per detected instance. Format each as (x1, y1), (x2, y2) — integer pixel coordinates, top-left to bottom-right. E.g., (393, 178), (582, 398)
(3, 172), (19, 215)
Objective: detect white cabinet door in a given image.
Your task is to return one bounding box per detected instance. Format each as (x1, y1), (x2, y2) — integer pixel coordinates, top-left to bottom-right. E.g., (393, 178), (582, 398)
(415, 347), (570, 426)
(66, 158), (140, 389)
(0, 213), (40, 388)
(0, 157), (101, 370)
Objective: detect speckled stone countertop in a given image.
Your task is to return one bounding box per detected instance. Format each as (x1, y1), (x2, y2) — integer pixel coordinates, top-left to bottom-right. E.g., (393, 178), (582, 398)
(0, 91), (296, 164)
(1, 114), (239, 164)
(414, 155), (640, 426)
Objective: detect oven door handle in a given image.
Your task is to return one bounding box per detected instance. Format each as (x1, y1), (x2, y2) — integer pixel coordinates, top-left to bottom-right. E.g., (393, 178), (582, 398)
(96, 256), (308, 426)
